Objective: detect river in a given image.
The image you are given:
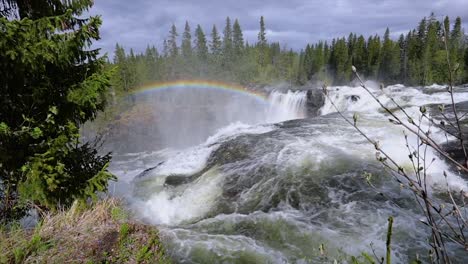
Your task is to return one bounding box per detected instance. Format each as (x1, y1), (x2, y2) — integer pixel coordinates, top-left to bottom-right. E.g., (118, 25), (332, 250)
(105, 82), (468, 263)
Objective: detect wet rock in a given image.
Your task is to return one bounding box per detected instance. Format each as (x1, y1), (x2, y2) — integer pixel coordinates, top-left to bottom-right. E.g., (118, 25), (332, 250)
(345, 95), (360, 102)
(440, 140), (468, 170)
(305, 89), (325, 117)
(427, 100), (468, 176)
(135, 162), (164, 179)
(164, 173), (200, 186)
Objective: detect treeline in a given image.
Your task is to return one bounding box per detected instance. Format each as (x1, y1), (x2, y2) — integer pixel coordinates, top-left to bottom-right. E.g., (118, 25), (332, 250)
(307, 13), (468, 86)
(111, 14), (468, 91)
(112, 16), (298, 91)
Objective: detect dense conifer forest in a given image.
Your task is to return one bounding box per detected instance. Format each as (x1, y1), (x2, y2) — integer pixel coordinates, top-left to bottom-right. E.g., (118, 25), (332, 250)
(111, 13), (468, 92)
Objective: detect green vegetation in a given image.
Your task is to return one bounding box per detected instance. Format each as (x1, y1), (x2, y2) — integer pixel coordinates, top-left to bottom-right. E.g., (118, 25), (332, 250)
(111, 13), (468, 92)
(0, 1), (115, 222)
(0, 198), (169, 263)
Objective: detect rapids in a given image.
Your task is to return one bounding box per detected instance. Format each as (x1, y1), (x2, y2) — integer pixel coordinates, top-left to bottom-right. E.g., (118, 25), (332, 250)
(108, 83), (468, 263)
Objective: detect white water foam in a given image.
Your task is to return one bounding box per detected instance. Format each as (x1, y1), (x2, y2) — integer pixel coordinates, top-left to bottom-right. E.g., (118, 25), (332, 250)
(121, 84), (468, 262)
(134, 122), (275, 225)
(320, 84), (468, 191)
(138, 167), (224, 225)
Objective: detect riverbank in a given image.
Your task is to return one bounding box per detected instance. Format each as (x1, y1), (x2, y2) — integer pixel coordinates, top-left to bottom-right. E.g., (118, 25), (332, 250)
(0, 198), (170, 263)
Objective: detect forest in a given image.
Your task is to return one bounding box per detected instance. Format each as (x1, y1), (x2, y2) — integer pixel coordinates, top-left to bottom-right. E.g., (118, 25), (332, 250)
(111, 13), (468, 92)
(2, 0), (468, 262)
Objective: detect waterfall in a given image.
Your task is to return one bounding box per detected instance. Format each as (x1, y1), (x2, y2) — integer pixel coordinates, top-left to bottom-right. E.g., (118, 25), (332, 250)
(266, 90), (307, 122)
(110, 83), (468, 263)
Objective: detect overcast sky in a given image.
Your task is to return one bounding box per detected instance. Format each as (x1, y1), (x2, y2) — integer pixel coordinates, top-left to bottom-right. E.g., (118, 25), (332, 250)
(89, 0), (468, 57)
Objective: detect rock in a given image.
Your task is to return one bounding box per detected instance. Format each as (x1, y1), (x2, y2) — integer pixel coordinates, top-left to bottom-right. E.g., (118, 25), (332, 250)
(441, 140), (468, 166)
(428, 100), (468, 176)
(164, 174), (199, 186)
(135, 162), (164, 179)
(345, 95), (360, 102)
(306, 89), (325, 117)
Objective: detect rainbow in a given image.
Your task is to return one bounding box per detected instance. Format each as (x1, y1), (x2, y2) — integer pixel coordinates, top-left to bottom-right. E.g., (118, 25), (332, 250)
(131, 80), (268, 103)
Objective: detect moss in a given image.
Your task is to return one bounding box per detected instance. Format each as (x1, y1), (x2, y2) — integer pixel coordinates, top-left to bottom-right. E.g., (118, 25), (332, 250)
(0, 198), (170, 264)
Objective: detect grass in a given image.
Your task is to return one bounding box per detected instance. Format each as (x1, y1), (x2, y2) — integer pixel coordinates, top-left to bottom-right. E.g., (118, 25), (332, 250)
(0, 198), (170, 264)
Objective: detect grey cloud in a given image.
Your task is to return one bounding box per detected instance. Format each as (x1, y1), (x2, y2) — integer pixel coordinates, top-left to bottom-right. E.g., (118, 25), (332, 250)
(89, 0), (468, 56)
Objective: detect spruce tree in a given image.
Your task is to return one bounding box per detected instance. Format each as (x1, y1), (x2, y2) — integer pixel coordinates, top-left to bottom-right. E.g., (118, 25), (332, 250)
(331, 38), (350, 84)
(168, 23), (179, 58)
(194, 24), (208, 60)
(181, 21), (192, 60)
(380, 28), (400, 83)
(113, 44), (131, 91)
(367, 35), (381, 79)
(0, 0), (114, 221)
(311, 41), (325, 77)
(210, 24), (222, 55)
(303, 44), (313, 80)
(398, 34), (408, 82)
(144, 45), (159, 81)
(222, 17), (233, 60)
(167, 24), (179, 78)
(233, 19), (244, 56)
(443, 16), (450, 45)
(162, 39), (169, 57)
(257, 16), (268, 67)
(258, 16), (267, 47)
(353, 35), (367, 74)
(450, 17), (464, 82)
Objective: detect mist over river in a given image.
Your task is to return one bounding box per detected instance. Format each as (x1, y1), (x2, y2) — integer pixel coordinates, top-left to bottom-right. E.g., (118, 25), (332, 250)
(102, 82), (468, 263)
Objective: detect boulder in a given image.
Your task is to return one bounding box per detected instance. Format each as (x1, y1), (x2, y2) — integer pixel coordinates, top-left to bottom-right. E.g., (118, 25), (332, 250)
(305, 89), (325, 117)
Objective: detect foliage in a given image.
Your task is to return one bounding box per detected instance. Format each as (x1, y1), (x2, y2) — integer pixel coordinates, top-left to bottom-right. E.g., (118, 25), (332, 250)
(0, 198), (170, 263)
(110, 13), (467, 92)
(0, 1), (115, 222)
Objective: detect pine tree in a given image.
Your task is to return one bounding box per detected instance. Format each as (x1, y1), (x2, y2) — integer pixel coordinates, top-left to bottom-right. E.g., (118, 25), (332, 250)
(113, 44), (131, 91)
(194, 24), (208, 60)
(423, 15), (441, 84)
(232, 19), (244, 56)
(398, 34), (408, 82)
(416, 17), (427, 59)
(128, 48), (139, 86)
(353, 35), (367, 74)
(181, 21), (192, 59)
(162, 39), (169, 57)
(257, 16), (268, 67)
(450, 17), (465, 82)
(296, 51), (307, 84)
(258, 16), (267, 47)
(222, 17), (233, 60)
(311, 41), (325, 77)
(331, 38), (350, 84)
(443, 16), (450, 45)
(210, 24), (222, 55)
(379, 28), (400, 83)
(303, 44), (313, 80)
(167, 24), (179, 78)
(168, 23), (179, 58)
(144, 45), (159, 81)
(367, 35), (381, 79)
(347, 33), (356, 67)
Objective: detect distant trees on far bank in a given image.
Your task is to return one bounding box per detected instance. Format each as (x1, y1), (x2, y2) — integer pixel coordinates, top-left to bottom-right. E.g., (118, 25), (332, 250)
(111, 13), (468, 92)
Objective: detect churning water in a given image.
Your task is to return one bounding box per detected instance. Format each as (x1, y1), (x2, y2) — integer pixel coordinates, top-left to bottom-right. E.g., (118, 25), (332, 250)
(108, 83), (468, 263)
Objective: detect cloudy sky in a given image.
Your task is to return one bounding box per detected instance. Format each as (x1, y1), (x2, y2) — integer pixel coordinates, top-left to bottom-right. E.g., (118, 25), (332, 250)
(89, 0), (468, 57)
